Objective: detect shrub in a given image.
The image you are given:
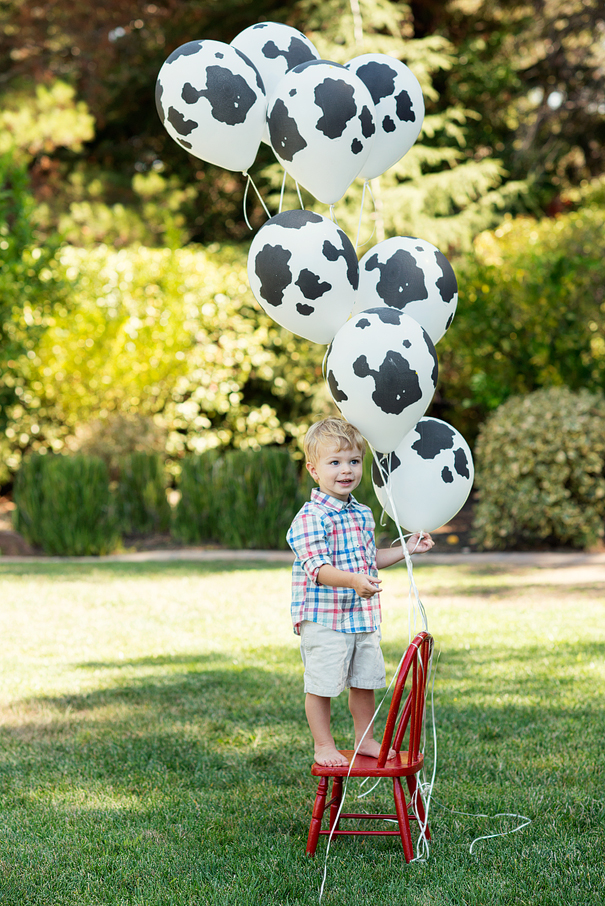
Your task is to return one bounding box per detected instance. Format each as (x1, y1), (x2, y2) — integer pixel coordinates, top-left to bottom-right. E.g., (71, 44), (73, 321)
(115, 452), (171, 536)
(174, 447), (307, 550)
(13, 454), (119, 555)
(472, 387), (605, 550)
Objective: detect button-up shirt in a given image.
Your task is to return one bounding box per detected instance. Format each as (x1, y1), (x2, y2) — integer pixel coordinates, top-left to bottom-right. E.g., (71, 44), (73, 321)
(286, 488), (381, 635)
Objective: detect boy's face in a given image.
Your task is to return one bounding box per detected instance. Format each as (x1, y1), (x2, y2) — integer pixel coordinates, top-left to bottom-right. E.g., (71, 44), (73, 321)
(306, 443), (364, 502)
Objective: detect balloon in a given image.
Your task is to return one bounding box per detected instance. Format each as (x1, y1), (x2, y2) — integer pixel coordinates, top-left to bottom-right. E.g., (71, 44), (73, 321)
(352, 236), (457, 344)
(266, 60), (376, 205)
(155, 40), (266, 172)
(325, 308), (438, 453)
(372, 417), (474, 533)
(346, 54), (424, 180)
(230, 22), (320, 143)
(247, 209), (359, 344)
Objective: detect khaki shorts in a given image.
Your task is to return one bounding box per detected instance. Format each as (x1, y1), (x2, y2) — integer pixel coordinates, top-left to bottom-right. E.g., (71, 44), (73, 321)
(300, 620), (386, 697)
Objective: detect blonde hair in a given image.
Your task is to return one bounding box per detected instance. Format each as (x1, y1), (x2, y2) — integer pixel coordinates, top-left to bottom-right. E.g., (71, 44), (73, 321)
(304, 417), (366, 464)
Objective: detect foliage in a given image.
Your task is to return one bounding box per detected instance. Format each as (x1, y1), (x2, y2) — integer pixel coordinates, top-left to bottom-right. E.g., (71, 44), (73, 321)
(13, 453), (120, 555)
(114, 452), (171, 536)
(174, 447), (307, 549)
(67, 412), (168, 475)
(0, 243), (329, 479)
(437, 204), (605, 439)
(472, 387), (605, 551)
(0, 153), (67, 437)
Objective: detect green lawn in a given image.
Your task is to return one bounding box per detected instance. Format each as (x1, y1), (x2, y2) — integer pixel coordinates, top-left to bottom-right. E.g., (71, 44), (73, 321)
(0, 558), (603, 905)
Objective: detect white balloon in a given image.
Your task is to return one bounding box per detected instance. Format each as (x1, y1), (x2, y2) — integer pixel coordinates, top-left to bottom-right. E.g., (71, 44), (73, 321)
(372, 417), (474, 533)
(230, 22), (320, 144)
(247, 210), (359, 344)
(325, 308), (438, 453)
(346, 54), (424, 180)
(353, 236), (457, 344)
(156, 40), (266, 172)
(267, 60), (376, 205)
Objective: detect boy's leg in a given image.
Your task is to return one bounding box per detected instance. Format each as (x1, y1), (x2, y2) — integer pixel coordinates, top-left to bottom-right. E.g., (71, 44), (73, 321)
(305, 693), (349, 766)
(349, 687), (395, 760)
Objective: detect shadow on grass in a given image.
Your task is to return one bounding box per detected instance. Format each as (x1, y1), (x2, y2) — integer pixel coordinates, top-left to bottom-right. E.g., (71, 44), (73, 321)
(0, 559), (290, 579)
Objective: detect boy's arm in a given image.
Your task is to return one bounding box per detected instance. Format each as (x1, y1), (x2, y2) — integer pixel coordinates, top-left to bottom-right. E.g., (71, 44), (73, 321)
(316, 564), (381, 599)
(376, 532), (434, 569)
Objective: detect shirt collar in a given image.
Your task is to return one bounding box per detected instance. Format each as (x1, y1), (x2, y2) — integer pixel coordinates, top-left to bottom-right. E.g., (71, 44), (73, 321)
(310, 487), (361, 511)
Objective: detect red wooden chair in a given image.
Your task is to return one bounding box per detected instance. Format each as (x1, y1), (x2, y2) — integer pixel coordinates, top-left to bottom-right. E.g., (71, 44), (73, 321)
(306, 631), (434, 862)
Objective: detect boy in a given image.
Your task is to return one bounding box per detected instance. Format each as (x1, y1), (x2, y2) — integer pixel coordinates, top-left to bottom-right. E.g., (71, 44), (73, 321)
(287, 417), (434, 767)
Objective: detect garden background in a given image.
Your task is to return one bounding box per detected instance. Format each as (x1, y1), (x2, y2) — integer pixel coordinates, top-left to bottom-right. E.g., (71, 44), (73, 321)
(1, 0), (605, 553)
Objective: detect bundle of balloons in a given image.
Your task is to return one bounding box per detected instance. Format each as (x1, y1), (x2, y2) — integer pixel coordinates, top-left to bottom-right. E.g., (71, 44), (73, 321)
(156, 21), (474, 535)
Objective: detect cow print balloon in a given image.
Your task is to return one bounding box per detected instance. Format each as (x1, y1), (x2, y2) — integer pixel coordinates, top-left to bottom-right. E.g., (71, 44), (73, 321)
(371, 417), (474, 532)
(156, 40), (266, 172)
(231, 22), (320, 144)
(353, 236), (458, 344)
(266, 60), (376, 205)
(325, 308), (438, 453)
(247, 209), (359, 344)
(346, 53), (424, 180)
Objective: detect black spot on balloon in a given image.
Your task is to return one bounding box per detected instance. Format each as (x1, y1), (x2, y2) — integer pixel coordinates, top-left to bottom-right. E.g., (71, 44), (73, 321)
(168, 106), (197, 136)
(365, 250), (428, 309)
(166, 42), (202, 64)
(353, 351), (422, 415)
(371, 449), (401, 489)
(262, 36), (316, 70)
(296, 302), (314, 316)
(442, 466), (454, 484)
(351, 138), (363, 154)
(434, 250), (457, 303)
(415, 246), (423, 252)
(215, 52), (224, 59)
(155, 79), (165, 124)
(271, 210), (323, 229)
(361, 306), (403, 325)
(395, 89), (415, 122)
(268, 98), (308, 161)
(382, 115), (396, 133)
(322, 233), (359, 289)
(182, 66), (257, 124)
(454, 447), (470, 479)
(254, 244), (292, 307)
(359, 105), (375, 138)
(253, 23), (268, 29)
(289, 88), (297, 96)
(411, 420), (455, 460)
(182, 82), (200, 104)
(355, 61), (396, 105)
(328, 369), (348, 402)
(403, 339), (411, 348)
(357, 318), (371, 329)
(427, 334), (438, 386)
(178, 138), (192, 149)
(295, 269), (331, 299)
(314, 79), (357, 139)
(445, 313), (454, 331)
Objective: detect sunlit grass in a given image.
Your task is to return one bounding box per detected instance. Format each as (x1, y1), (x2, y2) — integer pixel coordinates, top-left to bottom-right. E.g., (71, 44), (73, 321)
(0, 559), (604, 905)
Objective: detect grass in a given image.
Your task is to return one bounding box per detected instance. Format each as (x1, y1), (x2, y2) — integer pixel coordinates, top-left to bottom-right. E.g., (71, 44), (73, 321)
(0, 557), (604, 905)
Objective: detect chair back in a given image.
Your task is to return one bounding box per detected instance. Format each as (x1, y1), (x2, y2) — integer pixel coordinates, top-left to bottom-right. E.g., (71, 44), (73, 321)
(376, 631), (433, 768)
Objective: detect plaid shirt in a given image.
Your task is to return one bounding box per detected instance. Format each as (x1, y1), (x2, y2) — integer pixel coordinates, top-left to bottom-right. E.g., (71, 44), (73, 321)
(286, 488), (381, 635)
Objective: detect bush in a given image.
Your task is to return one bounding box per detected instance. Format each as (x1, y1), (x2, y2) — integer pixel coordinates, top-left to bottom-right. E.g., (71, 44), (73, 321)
(174, 447), (307, 550)
(115, 452), (171, 536)
(472, 387), (605, 550)
(13, 454), (119, 555)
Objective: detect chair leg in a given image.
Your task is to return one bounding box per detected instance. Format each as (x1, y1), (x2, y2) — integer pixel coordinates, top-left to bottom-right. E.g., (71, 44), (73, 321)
(393, 777), (414, 863)
(406, 774), (431, 842)
(306, 777), (329, 856)
(329, 778), (343, 832)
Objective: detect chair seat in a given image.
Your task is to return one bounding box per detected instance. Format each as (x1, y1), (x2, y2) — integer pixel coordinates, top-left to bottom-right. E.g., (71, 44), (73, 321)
(311, 750), (424, 778)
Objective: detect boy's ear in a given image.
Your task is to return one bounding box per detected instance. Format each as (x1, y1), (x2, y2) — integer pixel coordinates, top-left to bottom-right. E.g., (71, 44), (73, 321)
(306, 461), (318, 481)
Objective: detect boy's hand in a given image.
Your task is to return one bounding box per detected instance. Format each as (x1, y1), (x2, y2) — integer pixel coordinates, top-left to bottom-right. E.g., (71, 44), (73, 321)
(406, 532), (435, 554)
(351, 573), (382, 598)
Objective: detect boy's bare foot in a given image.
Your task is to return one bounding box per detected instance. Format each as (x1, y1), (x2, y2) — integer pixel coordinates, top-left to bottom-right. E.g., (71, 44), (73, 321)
(355, 737), (396, 760)
(314, 744), (349, 767)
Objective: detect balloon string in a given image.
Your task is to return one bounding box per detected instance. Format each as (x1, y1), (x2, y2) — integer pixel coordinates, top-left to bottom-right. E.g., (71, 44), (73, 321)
(279, 168), (287, 214)
(354, 180), (368, 252)
(295, 180), (305, 209)
(242, 171), (271, 229)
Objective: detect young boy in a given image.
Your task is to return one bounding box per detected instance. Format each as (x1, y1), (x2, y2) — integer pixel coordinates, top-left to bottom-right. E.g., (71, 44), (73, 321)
(287, 417), (434, 767)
